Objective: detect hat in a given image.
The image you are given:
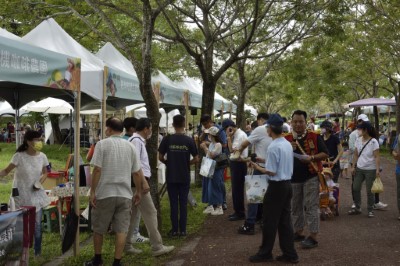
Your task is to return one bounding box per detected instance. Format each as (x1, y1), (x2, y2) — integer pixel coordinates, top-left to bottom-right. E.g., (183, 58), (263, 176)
(204, 126), (219, 136)
(266, 113), (284, 127)
(322, 168), (333, 177)
(357, 121), (372, 129)
(320, 120), (333, 130)
(222, 119), (235, 130)
(357, 114), (369, 122)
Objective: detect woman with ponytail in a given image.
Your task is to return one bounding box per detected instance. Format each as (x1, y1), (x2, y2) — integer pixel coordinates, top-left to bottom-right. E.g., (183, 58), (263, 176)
(0, 130), (50, 257)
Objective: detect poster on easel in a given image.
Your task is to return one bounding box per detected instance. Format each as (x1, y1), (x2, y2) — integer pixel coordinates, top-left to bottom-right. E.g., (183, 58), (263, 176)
(0, 210), (24, 265)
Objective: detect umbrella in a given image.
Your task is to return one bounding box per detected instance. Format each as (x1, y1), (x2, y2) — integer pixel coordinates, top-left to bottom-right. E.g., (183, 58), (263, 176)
(26, 97), (73, 114)
(61, 195), (79, 253)
(345, 98), (396, 108)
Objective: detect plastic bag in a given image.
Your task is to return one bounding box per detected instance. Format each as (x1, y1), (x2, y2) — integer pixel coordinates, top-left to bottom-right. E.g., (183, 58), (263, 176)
(200, 157), (216, 178)
(245, 174), (268, 204)
(371, 176), (384, 194)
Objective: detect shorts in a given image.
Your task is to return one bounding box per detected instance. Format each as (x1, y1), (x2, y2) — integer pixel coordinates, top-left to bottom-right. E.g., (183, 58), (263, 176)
(340, 163), (349, 170)
(91, 197), (132, 234)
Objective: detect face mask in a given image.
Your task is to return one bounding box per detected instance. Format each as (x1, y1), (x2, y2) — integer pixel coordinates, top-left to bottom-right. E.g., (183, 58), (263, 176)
(33, 141), (43, 151)
(321, 128), (326, 134)
(357, 130), (363, 137)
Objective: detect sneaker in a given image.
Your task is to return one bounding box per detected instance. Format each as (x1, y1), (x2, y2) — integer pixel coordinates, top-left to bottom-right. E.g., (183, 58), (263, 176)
(348, 208), (361, 215)
(228, 213), (245, 221)
(351, 203), (356, 209)
(132, 234), (149, 244)
(167, 230), (179, 238)
(301, 237), (318, 249)
(249, 253), (273, 263)
(211, 206), (223, 216)
(368, 211), (375, 218)
(203, 205), (214, 214)
(276, 254), (299, 264)
(84, 258), (104, 266)
(293, 233), (305, 242)
(152, 245), (175, 257)
(373, 202), (388, 210)
(238, 223), (255, 235)
(124, 245), (143, 255)
(222, 203), (228, 210)
(179, 231), (187, 238)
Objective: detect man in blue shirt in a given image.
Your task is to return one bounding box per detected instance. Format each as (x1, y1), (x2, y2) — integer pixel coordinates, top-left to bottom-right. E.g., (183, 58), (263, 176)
(249, 114), (298, 264)
(391, 135), (400, 220)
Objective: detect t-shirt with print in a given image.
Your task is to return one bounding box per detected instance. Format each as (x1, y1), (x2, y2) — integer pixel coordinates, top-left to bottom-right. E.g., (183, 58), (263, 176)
(11, 152), (50, 211)
(91, 136), (141, 200)
(355, 137), (379, 170)
(158, 134), (198, 183)
(323, 134), (340, 160)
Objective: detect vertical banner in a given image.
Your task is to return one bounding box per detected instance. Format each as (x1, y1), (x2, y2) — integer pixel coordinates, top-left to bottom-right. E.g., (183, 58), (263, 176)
(0, 211), (24, 265)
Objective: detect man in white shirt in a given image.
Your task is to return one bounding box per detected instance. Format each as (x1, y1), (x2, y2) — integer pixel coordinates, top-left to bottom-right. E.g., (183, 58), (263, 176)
(235, 113), (272, 234)
(222, 119), (248, 221)
(126, 118), (175, 257)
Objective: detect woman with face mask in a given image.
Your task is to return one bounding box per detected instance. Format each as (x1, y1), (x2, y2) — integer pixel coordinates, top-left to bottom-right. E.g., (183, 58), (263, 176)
(0, 130), (50, 257)
(349, 122), (380, 218)
(320, 120), (343, 183)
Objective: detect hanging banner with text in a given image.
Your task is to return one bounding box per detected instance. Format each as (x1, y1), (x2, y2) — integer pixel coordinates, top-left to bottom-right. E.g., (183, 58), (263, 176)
(0, 210), (24, 265)
(0, 35), (81, 92)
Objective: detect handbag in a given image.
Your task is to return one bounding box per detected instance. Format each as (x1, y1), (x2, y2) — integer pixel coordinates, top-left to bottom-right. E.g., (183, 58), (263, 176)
(200, 157), (216, 178)
(215, 153), (230, 169)
(245, 170), (268, 204)
(371, 175), (384, 193)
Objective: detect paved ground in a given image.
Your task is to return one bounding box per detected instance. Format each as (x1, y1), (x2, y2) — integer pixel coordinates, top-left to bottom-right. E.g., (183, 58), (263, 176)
(166, 157), (400, 265)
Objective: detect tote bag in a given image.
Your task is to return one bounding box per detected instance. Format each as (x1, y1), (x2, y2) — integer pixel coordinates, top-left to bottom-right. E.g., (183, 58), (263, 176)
(200, 157), (216, 178)
(245, 174), (268, 204)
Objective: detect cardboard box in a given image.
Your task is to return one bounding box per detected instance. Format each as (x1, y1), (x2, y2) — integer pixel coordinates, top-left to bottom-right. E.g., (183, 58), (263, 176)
(43, 172), (65, 190)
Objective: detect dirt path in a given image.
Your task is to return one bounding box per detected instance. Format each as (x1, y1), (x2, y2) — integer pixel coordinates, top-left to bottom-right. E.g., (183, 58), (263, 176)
(166, 157), (400, 265)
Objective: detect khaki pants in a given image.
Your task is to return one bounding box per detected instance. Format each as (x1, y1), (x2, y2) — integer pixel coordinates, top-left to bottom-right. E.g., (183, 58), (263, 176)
(126, 188), (163, 251)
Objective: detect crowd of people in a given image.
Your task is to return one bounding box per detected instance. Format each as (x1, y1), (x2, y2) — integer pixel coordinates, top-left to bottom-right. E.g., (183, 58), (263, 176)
(1, 109), (399, 265)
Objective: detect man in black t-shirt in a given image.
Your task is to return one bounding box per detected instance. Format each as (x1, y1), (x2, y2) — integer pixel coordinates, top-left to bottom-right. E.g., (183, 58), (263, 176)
(159, 115), (199, 237)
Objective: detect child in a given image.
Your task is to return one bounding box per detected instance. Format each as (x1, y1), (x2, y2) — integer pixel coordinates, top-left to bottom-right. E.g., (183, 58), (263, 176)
(320, 168), (337, 219)
(340, 141), (350, 179)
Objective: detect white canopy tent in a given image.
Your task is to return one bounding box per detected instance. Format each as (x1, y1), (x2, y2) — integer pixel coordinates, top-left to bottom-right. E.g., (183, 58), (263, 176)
(22, 18), (104, 103)
(26, 97), (74, 114)
(134, 107), (180, 133)
(0, 101), (36, 117)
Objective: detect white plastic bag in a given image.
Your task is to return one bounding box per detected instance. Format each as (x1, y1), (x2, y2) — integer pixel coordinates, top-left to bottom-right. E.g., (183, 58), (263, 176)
(200, 157), (216, 178)
(245, 174), (268, 204)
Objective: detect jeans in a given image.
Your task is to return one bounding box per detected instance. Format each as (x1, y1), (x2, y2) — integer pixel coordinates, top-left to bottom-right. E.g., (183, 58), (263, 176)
(397, 173), (400, 212)
(34, 209), (43, 256)
(230, 161), (247, 216)
(259, 180), (297, 259)
(167, 182), (190, 233)
(353, 168), (376, 212)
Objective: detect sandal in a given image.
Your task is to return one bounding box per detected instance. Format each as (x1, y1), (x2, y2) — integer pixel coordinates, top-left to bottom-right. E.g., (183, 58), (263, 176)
(348, 208), (361, 215)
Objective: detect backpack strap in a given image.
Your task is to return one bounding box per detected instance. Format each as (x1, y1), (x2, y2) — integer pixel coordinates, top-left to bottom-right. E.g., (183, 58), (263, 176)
(129, 136), (144, 158)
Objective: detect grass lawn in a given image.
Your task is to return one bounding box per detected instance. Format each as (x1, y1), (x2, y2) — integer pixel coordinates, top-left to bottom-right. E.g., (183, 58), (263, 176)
(0, 142), (209, 265)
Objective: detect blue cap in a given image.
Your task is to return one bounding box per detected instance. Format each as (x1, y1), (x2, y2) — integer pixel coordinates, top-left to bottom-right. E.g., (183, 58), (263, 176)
(222, 119), (236, 130)
(266, 113), (284, 127)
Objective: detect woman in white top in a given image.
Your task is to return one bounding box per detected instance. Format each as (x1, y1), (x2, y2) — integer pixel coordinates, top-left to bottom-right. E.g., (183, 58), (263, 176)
(200, 126), (225, 216)
(0, 130), (50, 256)
(349, 122), (380, 218)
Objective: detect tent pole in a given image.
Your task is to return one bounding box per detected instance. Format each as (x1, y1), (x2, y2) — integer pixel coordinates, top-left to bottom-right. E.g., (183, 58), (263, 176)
(70, 109), (73, 154)
(101, 67), (108, 139)
(73, 91), (81, 256)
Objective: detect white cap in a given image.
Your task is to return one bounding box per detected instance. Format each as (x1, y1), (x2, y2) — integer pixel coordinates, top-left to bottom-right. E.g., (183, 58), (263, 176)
(357, 114), (369, 122)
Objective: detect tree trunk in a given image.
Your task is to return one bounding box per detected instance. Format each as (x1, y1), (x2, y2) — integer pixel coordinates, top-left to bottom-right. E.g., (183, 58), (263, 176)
(201, 80), (216, 118)
(373, 106), (379, 134)
(48, 114), (62, 144)
(236, 92), (246, 130)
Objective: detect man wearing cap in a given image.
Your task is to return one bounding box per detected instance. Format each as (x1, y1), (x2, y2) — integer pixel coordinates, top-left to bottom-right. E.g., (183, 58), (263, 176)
(285, 110), (329, 249)
(249, 114), (298, 263)
(222, 118), (248, 221)
(235, 113), (272, 234)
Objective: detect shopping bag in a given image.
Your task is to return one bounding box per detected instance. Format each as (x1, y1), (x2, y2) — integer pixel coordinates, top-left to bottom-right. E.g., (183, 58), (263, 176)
(200, 157), (216, 178)
(245, 174), (268, 204)
(371, 176), (384, 193)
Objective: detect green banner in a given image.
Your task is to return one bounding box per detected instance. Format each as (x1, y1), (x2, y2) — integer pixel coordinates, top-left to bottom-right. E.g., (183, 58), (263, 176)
(0, 35), (81, 91)
(105, 66), (142, 101)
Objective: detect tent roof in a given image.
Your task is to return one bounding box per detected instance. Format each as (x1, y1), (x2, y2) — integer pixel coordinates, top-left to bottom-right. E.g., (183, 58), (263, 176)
(0, 28), (21, 41)
(346, 98), (396, 108)
(22, 18), (104, 102)
(96, 42), (137, 77)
